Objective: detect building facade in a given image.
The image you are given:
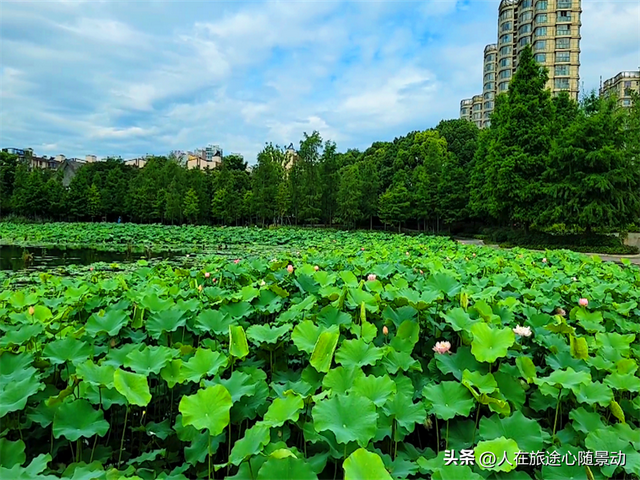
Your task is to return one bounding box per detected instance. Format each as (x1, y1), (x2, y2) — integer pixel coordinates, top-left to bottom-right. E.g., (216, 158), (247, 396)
(460, 0), (582, 128)
(600, 70), (640, 107)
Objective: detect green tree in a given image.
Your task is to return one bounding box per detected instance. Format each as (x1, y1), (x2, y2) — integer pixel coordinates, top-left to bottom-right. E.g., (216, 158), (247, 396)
(378, 184), (411, 232)
(183, 188), (200, 224)
(335, 164), (363, 228)
(0, 151), (18, 217)
(541, 94), (640, 231)
(87, 183), (103, 220)
(253, 144), (285, 225)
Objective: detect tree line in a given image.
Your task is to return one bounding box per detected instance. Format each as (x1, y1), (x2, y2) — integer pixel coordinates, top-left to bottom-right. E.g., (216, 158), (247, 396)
(1, 46), (639, 233)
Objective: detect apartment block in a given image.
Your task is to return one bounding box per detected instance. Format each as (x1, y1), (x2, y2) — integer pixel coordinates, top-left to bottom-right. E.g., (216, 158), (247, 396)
(461, 0), (582, 128)
(600, 70), (640, 108)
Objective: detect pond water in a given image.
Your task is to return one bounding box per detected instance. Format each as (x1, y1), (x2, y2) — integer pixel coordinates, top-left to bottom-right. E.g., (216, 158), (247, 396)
(0, 245), (177, 271)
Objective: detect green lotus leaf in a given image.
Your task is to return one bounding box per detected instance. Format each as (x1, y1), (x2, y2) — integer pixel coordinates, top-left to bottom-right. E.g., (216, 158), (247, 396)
(257, 455), (318, 480)
(535, 368), (592, 394)
(432, 465), (483, 480)
(389, 319), (420, 353)
(42, 337), (93, 365)
(347, 289), (379, 313)
(382, 305), (418, 328)
(540, 463), (591, 480)
(124, 345), (175, 375)
(229, 423), (270, 466)
(76, 360), (116, 388)
(291, 321), (322, 354)
(0, 374), (44, 418)
(604, 372), (640, 392)
(140, 293), (174, 312)
(184, 431), (225, 466)
(441, 308), (476, 332)
(425, 273), (461, 297)
(595, 332), (635, 358)
(569, 335), (589, 360)
(0, 438), (25, 468)
(382, 393), (426, 432)
(515, 356), (537, 383)
(569, 407), (605, 434)
(351, 374), (396, 407)
(479, 411), (547, 452)
(0, 324), (44, 348)
(263, 393), (304, 427)
(617, 358), (638, 375)
(179, 385), (232, 436)
(323, 366), (365, 395)
(317, 305), (352, 328)
(436, 346), (487, 380)
(382, 349), (422, 374)
(350, 319), (378, 343)
(246, 324), (292, 345)
(146, 419), (172, 440)
(470, 323), (515, 364)
(113, 369), (152, 406)
(146, 309), (186, 339)
(474, 437), (519, 472)
(335, 338), (384, 368)
(312, 394), (378, 446)
(52, 399), (109, 441)
(207, 370), (255, 402)
(180, 349), (227, 384)
(229, 325), (250, 360)
(422, 381), (475, 421)
(0, 453), (53, 480)
(343, 448), (392, 480)
(85, 308), (129, 337)
(585, 427), (640, 477)
(219, 301), (253, 320)
(160, 359), (183, 388)
(310, 329), (340, 373)
(195, 310), (234, 335)
(574, 382), (613, 407)
(462, 370), (498, 394)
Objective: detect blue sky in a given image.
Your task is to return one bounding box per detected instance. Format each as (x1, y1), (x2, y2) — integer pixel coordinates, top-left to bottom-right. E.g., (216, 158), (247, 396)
(1, 0), (639, 164)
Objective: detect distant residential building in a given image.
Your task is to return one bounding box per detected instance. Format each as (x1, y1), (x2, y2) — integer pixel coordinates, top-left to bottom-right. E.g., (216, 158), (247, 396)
(57, 158), (85, 187)
(55, 154), (66, 162)
(86, 154), (97, 163)
(283, 144), (298, 171)
(124, 157), (147, 168)
(600, 70), (640, 107)
(461, 0), (583, 128)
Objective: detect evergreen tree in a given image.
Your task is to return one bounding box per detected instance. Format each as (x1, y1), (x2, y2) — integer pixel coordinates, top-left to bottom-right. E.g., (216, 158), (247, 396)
(0, 151), (18, 217)
(378, 184), (411, 232)
(183, 188), (200, 224)
(87, 183), (103, 220)
(335, 164), (363, 228)
(253, 144), (285, 225)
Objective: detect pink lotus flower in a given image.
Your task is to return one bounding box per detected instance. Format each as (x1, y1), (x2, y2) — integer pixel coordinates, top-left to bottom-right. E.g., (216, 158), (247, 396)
(579, 298), (589, 307)
(361, 248), (365, 251)
(473, 253), (476, 257)
(367, 274), (377, 282)
(89, 267), (94, 271)
(513, 325), (532, 337)
(213, 278), (217, 283)
(542, 258), (547, 263)
(314, 265), (319, 271)
(287, 264), (294, 273)
(420, 270), (424, 274)
(383, 326), (389, 336)
(234, 259), (240, 264)
(555, 308), (566, 317)
(205, 272), (210, 278)
(433, 341), (451, 354)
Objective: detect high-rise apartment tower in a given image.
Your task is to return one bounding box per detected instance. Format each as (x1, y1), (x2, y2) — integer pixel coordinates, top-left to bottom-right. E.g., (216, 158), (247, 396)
(460, 0), (582, 128)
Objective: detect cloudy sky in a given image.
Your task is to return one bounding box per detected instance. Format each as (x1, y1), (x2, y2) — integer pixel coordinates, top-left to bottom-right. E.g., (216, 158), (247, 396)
(1, 1), (638, 164)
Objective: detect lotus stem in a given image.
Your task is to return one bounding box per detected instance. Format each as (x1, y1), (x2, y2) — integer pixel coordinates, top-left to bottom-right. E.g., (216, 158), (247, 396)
(552, 390), (561, 439)
(118, 407), (129, 467)
(435, 417), (440, 454)
(446, 420), (449, 450)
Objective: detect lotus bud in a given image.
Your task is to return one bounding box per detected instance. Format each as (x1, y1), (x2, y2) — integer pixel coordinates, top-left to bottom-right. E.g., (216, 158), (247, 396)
(579, 298), (589, 307)
(234, 259), (240, 264)
(361, 248), (365, 251)
(205, 272), (210, 278)
(542, 258), (547, 263)
(90, 267), (94, 271)
(424, 418), (433, 430)
(287, 264), (294, 273)
(28, 306), (35, 316)
(314, 265), (319, 271)
(383, 326), (389, 336)
(367, 274), (377, 282)
(260, 280), (266, 286)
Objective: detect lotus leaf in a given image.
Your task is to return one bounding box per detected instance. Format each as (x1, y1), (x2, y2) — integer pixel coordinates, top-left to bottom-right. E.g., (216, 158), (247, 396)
(52, 399), (109, 441)
(422, 382), (475, 421)
(113, 369), (152, 406)
(343, 448), (392, 480)
(229, 423), (271, 466)
(470, 323), (515, 364)
(178, 385), (232, 436)
(312, 394), (378, 446)
(335, 338), (385, 368)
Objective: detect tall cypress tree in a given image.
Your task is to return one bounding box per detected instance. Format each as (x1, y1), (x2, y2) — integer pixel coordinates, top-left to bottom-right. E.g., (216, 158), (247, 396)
(477, 44), (554, 228)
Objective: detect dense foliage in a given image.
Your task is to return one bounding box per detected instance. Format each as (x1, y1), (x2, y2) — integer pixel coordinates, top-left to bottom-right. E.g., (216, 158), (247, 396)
(1, 227), (639, 480)
(1, 47), (638, 235)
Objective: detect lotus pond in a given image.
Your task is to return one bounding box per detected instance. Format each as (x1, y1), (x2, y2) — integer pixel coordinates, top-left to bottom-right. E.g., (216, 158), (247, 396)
(1, 226), (639, 480)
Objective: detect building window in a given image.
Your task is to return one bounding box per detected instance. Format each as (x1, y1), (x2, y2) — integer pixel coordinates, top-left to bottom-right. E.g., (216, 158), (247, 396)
(521, 0), (532, 8)
(554, 78), (570, 89)
(483, 111), (491, 119)
(557, 11), (572, 22)
(499, 70), (512, 79)
(535, 0), (547, 10)
(520, 11), (533, 22)
(557, 0), (572, 8)
(556, 38), (571, 49)
(485, 63), (495, 72)
(461, 108), (468, 115)
(535, 13), (548, 23)
(486, 54), (496, 62)
(501, 21), (513, 32)
(473, 104), (482, 111)
(500, 34), (512, 44)
(534, 27), (547, 37)
(484, 101), (494, 110)
(485, 73), (496, 81)
(500, 46), (512, 55)
(519, 23), (532, 34)
(484, 82), (496, 91)
(499, 82), (509, 91)
(519, 36), (531, 47)
(557, 25), (571, 36)
(624, 81), (632, 88)
(533, 40), (546, 51)
(534, 53), (546, 63)
(499, 58), (511, 67)
(484, 92), (495, 100)
(500, 10), (513, 20)
(556, 51), (570, 62)
(555, 65), (569, 76)
(623, 99), (632, 106)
